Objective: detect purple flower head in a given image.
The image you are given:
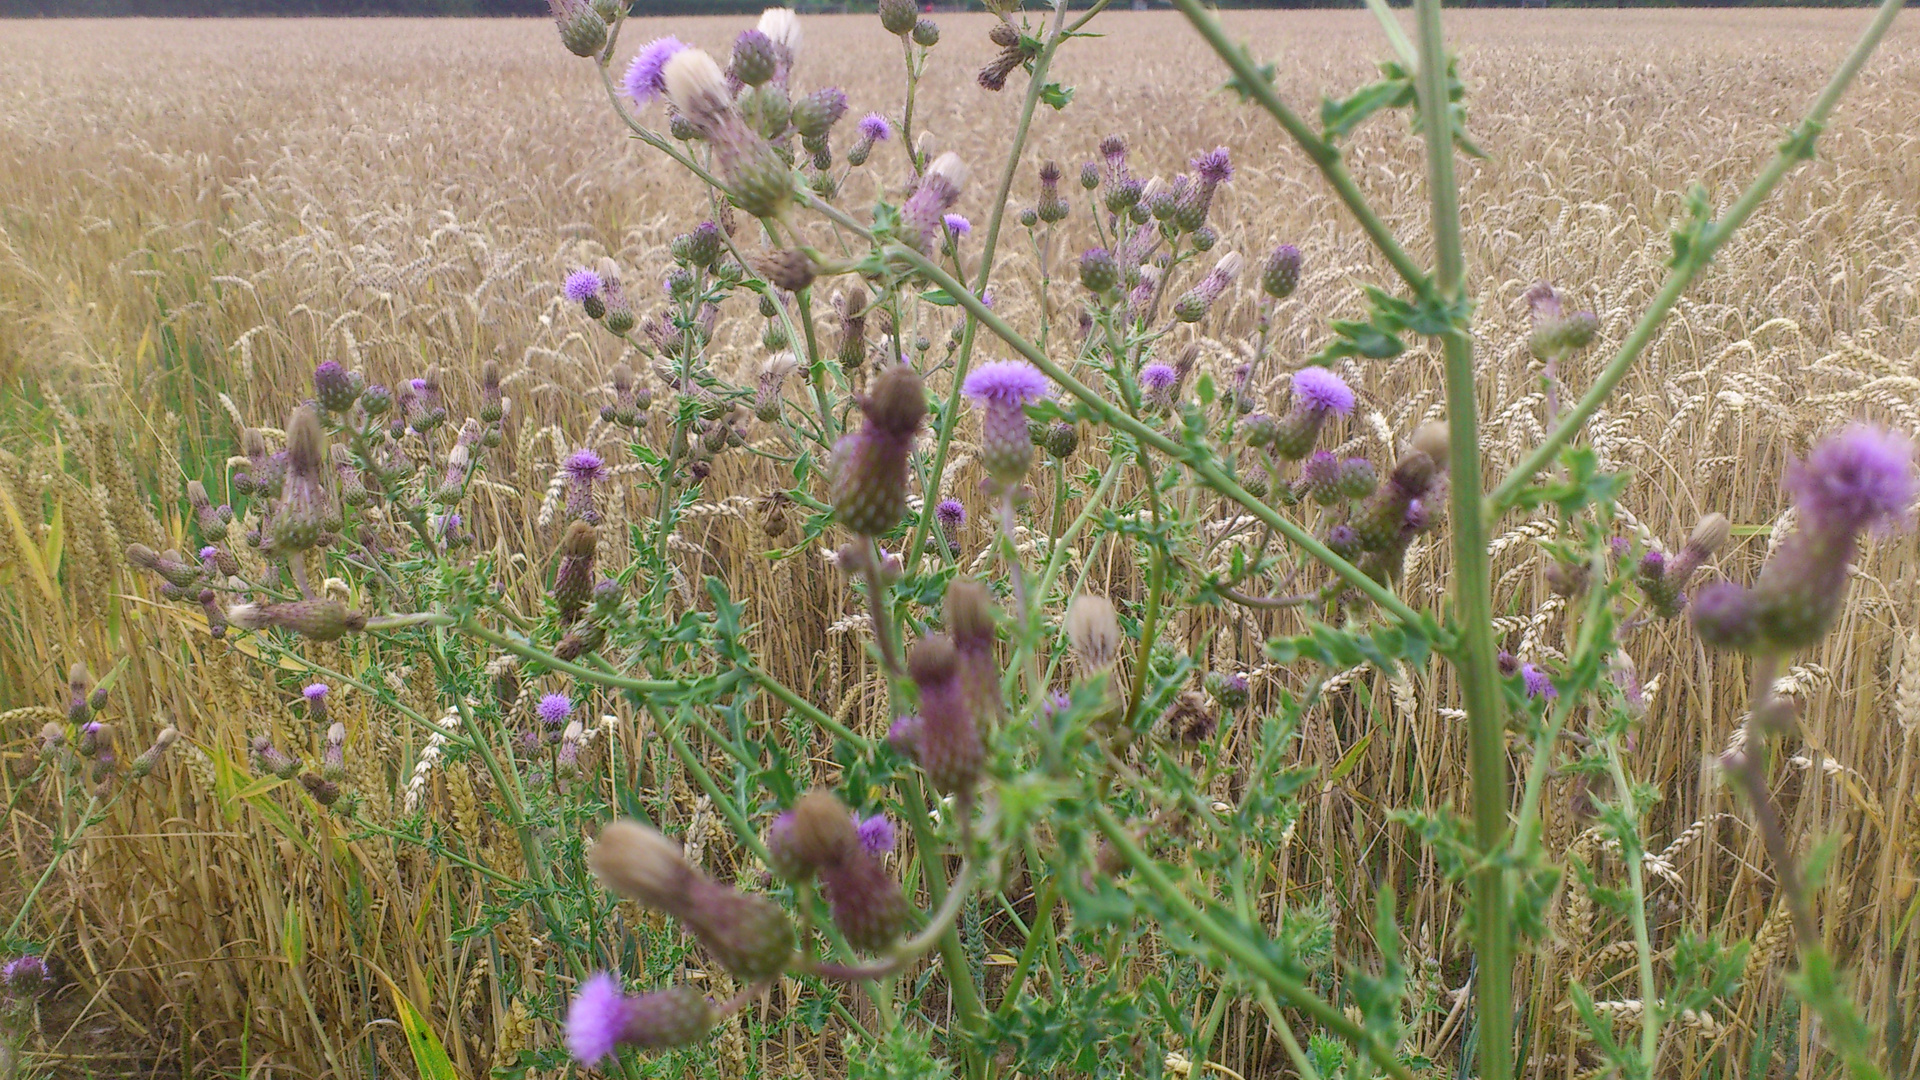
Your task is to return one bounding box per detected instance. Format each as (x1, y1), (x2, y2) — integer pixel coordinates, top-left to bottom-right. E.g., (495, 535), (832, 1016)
(961, 360), (1050, 408)
(859, 112), (892, 141)
(1403, 498), (1430, 532)
(567, 972), (628, 1066)
(886, 714), (921, 756)
(1139, 362), (1178, 393)
(1520, 663), (1557, 700)
(564, 268), (604, 303)
(935, 498), (966, 530)
(303, 683), (329, 702)
(199, 545), (220, 560)
(624, 37), (687, 104)
(855, 814), (895, 856)
(1291, 366), (1354, 417)
(1192, 147), (1233, 185)
(1041, 691), (1071, 720)
(944, 214), (971, 237)
(565, 449), (606, 482)
(537, 692), (573, 727)
(1785, 424), (1916, 535)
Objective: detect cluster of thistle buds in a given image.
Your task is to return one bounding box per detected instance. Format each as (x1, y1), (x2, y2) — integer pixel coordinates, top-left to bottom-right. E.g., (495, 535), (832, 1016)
(888, 584), (999, 796)
(1073, 136), (1242, 325)
(42, 662), (176, 795)
(542, 523), (628, 661)
(977, 18), (1039, 92)
(611, 12), (863, 220)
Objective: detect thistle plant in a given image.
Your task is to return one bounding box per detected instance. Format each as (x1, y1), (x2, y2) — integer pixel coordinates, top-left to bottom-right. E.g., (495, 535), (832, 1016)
(12, 1), (1907, 1078)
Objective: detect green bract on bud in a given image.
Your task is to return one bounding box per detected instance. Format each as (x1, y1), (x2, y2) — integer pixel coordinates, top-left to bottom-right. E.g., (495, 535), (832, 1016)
(831, 364), (926, 537)
(227, 599), (368, 642)
(128, 726), (179, 779)
(755, 249), (815, 293)
(1079, 247), (1119, 294)
(1042, 420), (1079, 460)
(1524, 281), (1599, 361)
(552, 521), (598, 623)
(549, 0), (608, 57)
(1261, 244), (1301, 299)
(879, 0), (917, 35)
(730, 29), (778, 87)
(911, 18), (939, 46)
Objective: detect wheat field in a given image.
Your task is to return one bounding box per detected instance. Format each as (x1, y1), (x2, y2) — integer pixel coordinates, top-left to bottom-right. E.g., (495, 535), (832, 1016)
(2, 8), (1919, 1078)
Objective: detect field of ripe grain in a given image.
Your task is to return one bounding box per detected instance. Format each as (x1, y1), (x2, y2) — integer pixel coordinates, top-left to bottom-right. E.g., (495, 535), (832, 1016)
(3, 8), (1919, 1078)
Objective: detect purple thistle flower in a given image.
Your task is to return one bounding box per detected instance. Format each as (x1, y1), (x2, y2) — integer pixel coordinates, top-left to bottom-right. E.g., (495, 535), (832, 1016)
(886, 714), (921, 756)
(1785, 424), (1916, 535)
(1171, 251), (1243, 323)
(1192, 147), (1233, 185)
(565, 449), (606, 524)
(303, 683), (328, 702)
(537, 693), (573, 727)
(944, 214), (971, 237)
(964, 361), (1050, 489)
(198, 545), (220, 561)
(935, 498), (966, 531)
(567, 972), (628, 1065)
(858, 112), (892, 141)
(1520, 663), (1556, 700)
(564, 268), (604, 303)
(1291, 366), (1354, 416)
(623, 37), (687, 104)
(961, 360), (1050, 408)
(855, 814), (895, 857)
(1139, 363), (1178, 393)
(900, 153), (970, 253)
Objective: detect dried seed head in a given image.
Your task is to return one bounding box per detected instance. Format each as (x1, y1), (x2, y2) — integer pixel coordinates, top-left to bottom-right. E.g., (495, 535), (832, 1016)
(1065, 594), (1121, 671)
(755, 250), (815, 293)
(1410, 421), (1450, 466)
(945, 579), (996, 650)
(784, 788), (860, 870)
(1687, 512), (1732, 557)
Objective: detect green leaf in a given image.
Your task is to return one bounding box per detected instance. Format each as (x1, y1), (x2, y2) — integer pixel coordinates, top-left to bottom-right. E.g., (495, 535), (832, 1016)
(1321, 77), (1413, 141)
(382, 979), (458, 1080)
(918, 288), (959, 307)
(1039, 82), (1075, 110)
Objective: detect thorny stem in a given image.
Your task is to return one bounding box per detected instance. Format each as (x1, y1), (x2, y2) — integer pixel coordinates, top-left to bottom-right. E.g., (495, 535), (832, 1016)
(5, 795), (105, 941)
(905, 0), (1081, 571)
(858, 536), (904, 681)
(1603, 735), (1664, 1073)
(1169, 0), (1430, 294)
(901, 773), (989, 1079)
(1488, 0), (1906, 515)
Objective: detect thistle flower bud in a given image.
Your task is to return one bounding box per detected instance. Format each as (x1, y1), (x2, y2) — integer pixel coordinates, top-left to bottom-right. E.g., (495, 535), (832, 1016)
(553, 521), (598, 623)
(947, 578), (1002, 721)
(67, 661), (94, 724)
(730, 28), (778, 86)
(322, 723), (347, 781)
(831, 364), (926, 536)
(791, 87), (847, 140)
(961, 360), (1049, 492)
(1163, 689), (1217, 744)
(1065, 593), (1121, 672)
(39, 722), (65, 758)
(1261, 244), (1302, 299)
(1078, 247), (1119, 294)
(588, 821), (795, 980)
(755, 249), (815, 294)
(187, 480), (228, 540)
(912, 18), (939, 46)
(835, 284), (868, 371)
(312, 360), (362, 414)
(1298, 451), (1343, 506)
(1173, 250), (1242, 324)
(548, 0), (608, 57)
(900, 153), (970, 253)
(268, 406), (336, 554)
(1269, 367), (1355, 461)
(360, 383), (392, 417)
(79, 720), (113, 759)
(3, 955), (49, 997)
(250, 735), (299, 780)
(199, 589), (228, 638)
(227, 599), (368, 642)
(1042, 420), (1079, 460)
(1690, 582), (1761, 652)
(1242, 413), (1278, 448)
(906, 635), (983, 797)
(1174, 147), (1231, 233)
(1337, 457), (1377, 499)
(1354, 437), (1446, 556)
(299, 772), (341, 806)
(1525, 281), (1599, 361)
(1204, 671), (1249, 710)
(567, 975), (714, 1066)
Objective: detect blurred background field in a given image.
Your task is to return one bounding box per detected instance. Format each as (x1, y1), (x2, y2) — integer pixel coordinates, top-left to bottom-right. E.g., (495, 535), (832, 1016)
(2, 9), (1919, 1077)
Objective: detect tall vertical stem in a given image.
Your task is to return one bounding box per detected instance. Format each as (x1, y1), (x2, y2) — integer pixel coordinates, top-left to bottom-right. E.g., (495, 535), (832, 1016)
(1412, 3), (1511, 1078)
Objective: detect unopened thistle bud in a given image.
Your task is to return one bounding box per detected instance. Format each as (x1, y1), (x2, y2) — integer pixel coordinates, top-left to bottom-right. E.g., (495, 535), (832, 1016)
(1525, 281), (1599, 361)
(321, 723), (347, 780)
(1079, 247), (1119, 294)
(900, 152), (969, 253)
(663, 49), (792, 220)
(1297, 451), (1344, 505)
(1163, 689), (1217, 743)
(1042, 420), (1078, 459)
(835, 284), (868, 370)
(831, 364), (926, 536)
(1036, 159), (1069, 223)
(227, 599), (368, 642)
(312, 360), (363, 414)
(267, 405), (336, 554)
(588, 820), (795, 980)
(1262, 244), (1302, 299)
(878, 0), (916, 35)
(566, 974), (715, 1066)
(791, 87), (846, 141)
(553, 521), (598, 622)
(730, 28), (777, 86)
(961, 360), (1049, 493)
(187, 480), (227, 540)
(911, 17), (938, 46)
(947, 579), (1001, 721)
(67, 661), (94, 724)
(1354, 428), (1448, 555)
(1204, 671), (1249, 710)
(548, 0), (608, 57)
(1338, 457), (1377, 499)
(299, 772), (340, 806)
(906, 636), (983, 797)
(1173, 250), (1242, 323)
(1269, 366), (1355, 461)
(250, 735), (299, 780)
